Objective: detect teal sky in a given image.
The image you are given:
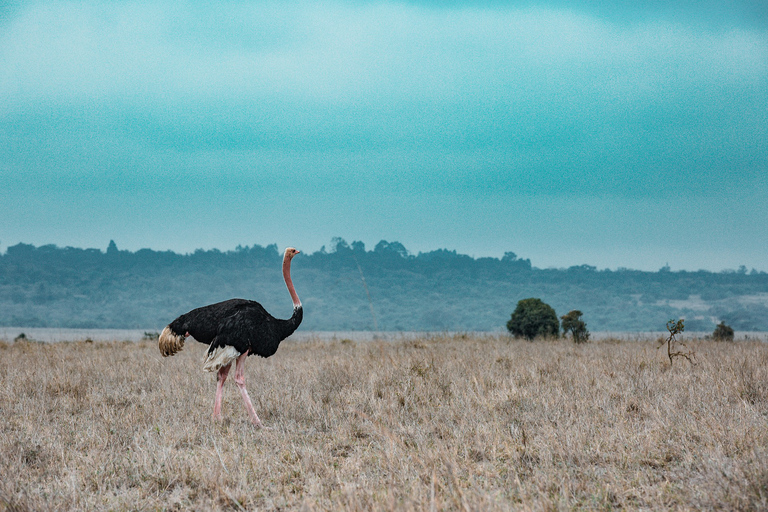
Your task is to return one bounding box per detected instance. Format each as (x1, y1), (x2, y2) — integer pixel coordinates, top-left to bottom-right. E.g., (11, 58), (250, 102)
(1, 1), (766, 271)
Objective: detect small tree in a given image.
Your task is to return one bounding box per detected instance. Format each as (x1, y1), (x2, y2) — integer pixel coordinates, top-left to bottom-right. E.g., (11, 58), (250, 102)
(660, 319), (694, 366)
(561, 310), (590, 343)
(712, 321), (734, 342)
(507, 298), (559, 340)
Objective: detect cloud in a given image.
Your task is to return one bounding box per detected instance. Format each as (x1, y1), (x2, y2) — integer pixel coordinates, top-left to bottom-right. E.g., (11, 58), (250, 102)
(0, 0), (766, 202)
(398, 0), (768, 28)
(5, 3), (765, 100)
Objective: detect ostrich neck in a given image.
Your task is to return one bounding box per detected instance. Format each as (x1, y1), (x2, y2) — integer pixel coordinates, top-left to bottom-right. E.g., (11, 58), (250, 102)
(283, 255), (301, 308)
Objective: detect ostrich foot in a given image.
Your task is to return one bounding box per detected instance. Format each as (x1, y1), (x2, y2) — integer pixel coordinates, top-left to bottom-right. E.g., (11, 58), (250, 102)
(253, 420), (272, 430)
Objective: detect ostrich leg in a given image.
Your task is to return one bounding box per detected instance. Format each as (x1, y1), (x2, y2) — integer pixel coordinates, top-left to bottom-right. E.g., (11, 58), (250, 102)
(234, 351), (266, 428)
(213, 363), (231, 420)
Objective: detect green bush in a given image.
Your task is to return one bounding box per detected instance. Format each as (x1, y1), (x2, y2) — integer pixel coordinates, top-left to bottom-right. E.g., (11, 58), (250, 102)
(507, 298), (559, 340)
(561, 310), (590, 343)
(712, 321), (734, 342)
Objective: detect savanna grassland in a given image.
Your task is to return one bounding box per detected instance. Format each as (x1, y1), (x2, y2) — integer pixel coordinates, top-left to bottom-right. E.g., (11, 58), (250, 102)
(1, 335), (767, 511)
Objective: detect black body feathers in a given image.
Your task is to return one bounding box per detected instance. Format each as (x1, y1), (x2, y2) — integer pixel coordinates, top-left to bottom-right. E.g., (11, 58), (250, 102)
(169, 298), (303, 358)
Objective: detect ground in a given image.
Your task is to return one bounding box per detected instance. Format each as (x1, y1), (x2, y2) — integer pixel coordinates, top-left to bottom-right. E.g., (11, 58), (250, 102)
(1, 334), (767, 510)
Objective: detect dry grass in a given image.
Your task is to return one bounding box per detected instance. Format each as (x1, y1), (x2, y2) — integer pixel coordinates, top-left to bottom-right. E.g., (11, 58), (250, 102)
(1, 334), (767, 511)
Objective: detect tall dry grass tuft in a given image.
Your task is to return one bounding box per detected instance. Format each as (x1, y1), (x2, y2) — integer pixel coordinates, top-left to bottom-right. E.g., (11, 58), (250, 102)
(1, 335), (767, 510)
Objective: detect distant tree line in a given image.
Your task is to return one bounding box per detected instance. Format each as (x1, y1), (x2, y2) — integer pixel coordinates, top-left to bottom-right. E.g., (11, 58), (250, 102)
(1, 239), (766, 331)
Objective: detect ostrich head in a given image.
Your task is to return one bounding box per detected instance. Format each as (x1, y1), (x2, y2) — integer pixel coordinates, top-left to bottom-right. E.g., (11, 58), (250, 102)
(285, 247), (300, 259)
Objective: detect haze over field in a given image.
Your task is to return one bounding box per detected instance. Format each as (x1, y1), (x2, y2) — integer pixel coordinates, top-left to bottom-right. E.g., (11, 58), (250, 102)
(2, 240), (767, 332)
(1, 1), (766, 271)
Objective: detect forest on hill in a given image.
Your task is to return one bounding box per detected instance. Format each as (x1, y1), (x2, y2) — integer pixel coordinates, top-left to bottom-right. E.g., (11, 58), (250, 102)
(1, 239), (767, 332)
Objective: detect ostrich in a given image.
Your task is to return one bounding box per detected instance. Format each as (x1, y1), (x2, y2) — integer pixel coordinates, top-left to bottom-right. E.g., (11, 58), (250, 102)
(158, 247), (302, 428)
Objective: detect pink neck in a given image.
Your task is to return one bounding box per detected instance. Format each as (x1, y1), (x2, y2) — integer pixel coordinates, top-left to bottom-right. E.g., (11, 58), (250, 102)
(283, 254), (301, 308)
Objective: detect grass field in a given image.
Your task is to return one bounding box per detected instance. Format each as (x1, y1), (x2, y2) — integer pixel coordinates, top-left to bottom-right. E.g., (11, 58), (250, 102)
(1, 334), (767, 511)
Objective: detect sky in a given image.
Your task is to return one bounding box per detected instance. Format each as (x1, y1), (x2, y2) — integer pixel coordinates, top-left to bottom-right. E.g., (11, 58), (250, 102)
(1, 0), (766, 271)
